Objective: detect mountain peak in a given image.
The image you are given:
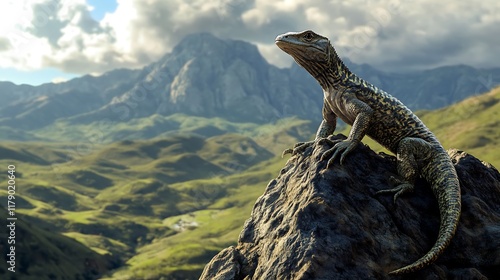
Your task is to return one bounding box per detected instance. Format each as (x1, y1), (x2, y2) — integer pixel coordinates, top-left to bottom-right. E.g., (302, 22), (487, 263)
(173, 32), (224, 52)
(170, 32), (265, 65)
(182, 31), (220, 41)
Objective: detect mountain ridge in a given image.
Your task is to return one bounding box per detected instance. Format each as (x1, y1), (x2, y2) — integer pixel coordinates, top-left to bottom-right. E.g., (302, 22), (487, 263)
(1, 33), (499, 142)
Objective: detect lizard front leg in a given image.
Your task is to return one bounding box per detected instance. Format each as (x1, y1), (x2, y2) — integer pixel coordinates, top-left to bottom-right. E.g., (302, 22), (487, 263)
(322, 93), (373, 166)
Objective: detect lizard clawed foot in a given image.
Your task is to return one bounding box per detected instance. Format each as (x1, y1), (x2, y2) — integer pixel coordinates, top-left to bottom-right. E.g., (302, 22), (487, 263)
(282, 140), (315, 157)
(376, 176), (415, 203)
(320, 139), (359, 167)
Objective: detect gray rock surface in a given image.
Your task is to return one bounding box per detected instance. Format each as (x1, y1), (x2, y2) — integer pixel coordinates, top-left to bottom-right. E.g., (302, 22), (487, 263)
(200, 134), (500, 279)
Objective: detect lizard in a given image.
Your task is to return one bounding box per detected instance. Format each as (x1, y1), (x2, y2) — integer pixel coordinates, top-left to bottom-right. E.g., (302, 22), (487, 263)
(275, 30), (461, 275)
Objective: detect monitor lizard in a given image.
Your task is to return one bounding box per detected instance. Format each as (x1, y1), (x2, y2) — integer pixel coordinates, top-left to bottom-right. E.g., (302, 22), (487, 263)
(276, 30), (461, 275)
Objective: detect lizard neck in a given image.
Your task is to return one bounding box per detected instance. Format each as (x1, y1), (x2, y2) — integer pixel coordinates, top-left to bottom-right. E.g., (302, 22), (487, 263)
(313, 44), (352, 91)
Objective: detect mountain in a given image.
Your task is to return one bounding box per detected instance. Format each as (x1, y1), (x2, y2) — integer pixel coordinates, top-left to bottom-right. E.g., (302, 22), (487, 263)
(80, 32), (320, 124)
(0, 33), (323, 135)
(0, 68), (140, 132)
(0, 33), (499, 141)
(0, 68), (139, 111)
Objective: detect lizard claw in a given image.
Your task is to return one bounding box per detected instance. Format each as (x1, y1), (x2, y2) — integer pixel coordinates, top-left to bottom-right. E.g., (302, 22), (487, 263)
(282, 140), (315, 157)
(376, 176), (414, 203)
(281, 148), (293, 157)
(321, 139), (359, 168)
(318, 139), (341, 160)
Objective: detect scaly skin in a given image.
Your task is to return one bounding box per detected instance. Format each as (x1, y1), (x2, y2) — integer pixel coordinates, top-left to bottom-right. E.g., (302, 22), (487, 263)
(276, 30), (461, 275)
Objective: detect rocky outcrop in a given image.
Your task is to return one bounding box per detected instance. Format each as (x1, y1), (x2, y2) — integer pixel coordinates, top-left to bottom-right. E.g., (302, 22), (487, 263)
(200, 134), (500, 279)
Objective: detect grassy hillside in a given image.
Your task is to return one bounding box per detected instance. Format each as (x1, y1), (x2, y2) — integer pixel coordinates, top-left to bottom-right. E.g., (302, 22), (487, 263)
(0, 127), (297, 279)
(0, 208), (115, 279)
(30, 114), (316, 145)
(105, 156), (288, 279)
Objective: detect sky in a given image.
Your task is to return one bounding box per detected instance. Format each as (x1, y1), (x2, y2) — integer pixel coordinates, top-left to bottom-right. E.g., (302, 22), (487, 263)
(1, 0), (499, 86)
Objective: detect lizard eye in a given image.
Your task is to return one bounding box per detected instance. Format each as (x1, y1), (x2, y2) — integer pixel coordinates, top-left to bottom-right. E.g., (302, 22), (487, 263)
(304, 32), (313, 41)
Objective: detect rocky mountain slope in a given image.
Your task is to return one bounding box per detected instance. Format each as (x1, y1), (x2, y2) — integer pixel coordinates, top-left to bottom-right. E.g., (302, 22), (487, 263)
(201, 135), (500, 279)
(0, 33), (499, 141)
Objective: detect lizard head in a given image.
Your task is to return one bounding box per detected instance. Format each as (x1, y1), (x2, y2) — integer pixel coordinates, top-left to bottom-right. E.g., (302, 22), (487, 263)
(275, 30), (335, 78)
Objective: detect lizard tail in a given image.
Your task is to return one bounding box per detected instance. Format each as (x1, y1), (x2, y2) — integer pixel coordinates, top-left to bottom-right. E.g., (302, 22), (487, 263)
(389, 156), (461, 275)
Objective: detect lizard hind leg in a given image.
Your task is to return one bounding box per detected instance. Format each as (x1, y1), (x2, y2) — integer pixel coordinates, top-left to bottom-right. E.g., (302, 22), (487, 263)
(376, 137), (433, 203)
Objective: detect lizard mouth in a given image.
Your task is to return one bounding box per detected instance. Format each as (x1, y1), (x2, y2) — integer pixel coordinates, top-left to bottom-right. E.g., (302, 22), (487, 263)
(275, 40), (295, 55)
(276, 40), (326, 62)
(274, 38), (290, 47)
(275, 38), (324, 53)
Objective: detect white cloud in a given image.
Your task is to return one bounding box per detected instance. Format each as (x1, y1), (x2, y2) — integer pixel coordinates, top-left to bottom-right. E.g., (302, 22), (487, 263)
(305, 7), (329, 26)
(0, 0), (499, 75)
(242, 9), (269, 28)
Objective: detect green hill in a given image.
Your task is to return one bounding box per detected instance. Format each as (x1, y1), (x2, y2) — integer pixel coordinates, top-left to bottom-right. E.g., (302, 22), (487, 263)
(0, 131), (294, 279)
(32, 114), (316, 145)
(0, 208), (115, 280)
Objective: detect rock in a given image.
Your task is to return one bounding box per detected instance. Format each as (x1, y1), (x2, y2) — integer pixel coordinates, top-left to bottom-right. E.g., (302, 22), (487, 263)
(200, 134), (500, 279)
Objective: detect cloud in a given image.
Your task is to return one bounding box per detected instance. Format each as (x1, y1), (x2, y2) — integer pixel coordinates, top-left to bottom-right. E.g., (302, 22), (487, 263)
(1, 0), (499, 74)
(0, 37), (10, 51)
